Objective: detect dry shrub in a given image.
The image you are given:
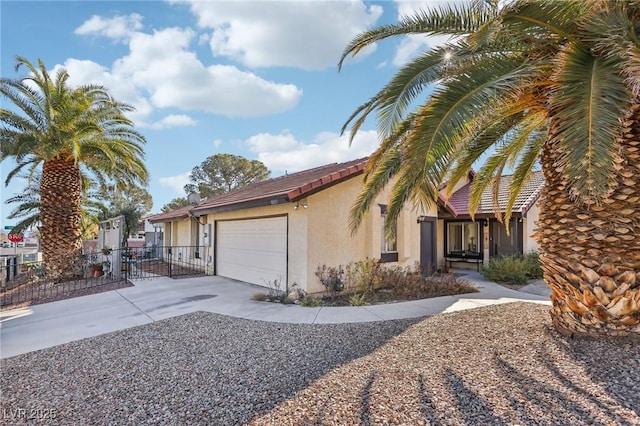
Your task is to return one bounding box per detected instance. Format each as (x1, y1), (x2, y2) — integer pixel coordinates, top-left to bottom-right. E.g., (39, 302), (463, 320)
(315, 260), (478, 305)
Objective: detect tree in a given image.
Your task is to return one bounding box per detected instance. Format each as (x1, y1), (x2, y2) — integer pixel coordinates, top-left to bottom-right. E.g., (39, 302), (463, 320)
(5, 170), (107, 238)
(184, 153), (270, 198)
(5, 177), (41, 233)
(161, 197), (189, 212)
(96, 183), (153, 247)
(1, 56), (147, 277)
(96, 183), (153, 217)
(340, 0), (640, 337)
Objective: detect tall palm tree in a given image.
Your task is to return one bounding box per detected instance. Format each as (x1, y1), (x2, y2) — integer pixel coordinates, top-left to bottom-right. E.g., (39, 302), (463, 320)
(340, 0), (640, 337)
(1, 56), (147, 277)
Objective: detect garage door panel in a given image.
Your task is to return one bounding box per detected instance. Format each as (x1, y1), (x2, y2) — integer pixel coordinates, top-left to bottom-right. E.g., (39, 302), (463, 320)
(216, 217), (287, 287)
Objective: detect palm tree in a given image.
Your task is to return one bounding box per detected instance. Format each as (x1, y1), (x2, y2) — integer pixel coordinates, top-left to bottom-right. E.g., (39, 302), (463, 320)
(340, 0), (640, 337)
(1, 56), (148, 277)
(5, 171), (108, 238)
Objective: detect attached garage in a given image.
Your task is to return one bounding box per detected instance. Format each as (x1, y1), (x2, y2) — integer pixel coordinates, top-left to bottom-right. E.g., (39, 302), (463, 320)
(215, 216), (287, 287)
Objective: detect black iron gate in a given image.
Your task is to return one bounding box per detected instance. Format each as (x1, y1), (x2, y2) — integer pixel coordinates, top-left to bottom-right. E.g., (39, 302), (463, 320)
(122, 245), (209, 279)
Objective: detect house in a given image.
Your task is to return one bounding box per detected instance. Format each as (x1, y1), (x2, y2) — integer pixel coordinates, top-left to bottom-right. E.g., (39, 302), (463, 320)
(148, 158), (544, 293)
(438, 171), (544, 270)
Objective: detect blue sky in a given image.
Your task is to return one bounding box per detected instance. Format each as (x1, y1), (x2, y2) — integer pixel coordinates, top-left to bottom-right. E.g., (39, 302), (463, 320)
(1, 0), (450, 226)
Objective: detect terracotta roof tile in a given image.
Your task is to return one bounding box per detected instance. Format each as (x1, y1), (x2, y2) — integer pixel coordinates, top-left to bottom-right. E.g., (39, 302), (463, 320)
(445, 171), (544, 217)
(192, 157), (368, 213)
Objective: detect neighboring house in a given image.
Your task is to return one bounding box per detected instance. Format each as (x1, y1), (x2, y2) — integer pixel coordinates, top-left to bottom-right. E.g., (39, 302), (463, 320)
(138, 216), (164, 246)
(148, 158), (544, 293)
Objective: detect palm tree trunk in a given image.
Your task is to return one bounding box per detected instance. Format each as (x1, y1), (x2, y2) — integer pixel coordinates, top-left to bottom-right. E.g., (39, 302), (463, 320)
(537, 105), (640, 337)
(39, 158), (83, 280)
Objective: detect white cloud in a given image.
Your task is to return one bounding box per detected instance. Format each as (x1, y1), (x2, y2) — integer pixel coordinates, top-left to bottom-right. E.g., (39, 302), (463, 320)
(50, 58), (153, 122)
(213, 139), (222, 149)
(246, 130), (379, 173)
(74, 13), (143, 42)
(176, 0), (383, 70)
(145, 114), (197, 130)
(114, 27), (302, 117)
(64, 25), (302, 121)
(159, 172), (190, 195)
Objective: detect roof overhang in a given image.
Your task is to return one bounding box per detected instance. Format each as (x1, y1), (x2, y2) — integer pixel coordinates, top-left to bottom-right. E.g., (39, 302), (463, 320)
(192, 196), (290, 216)
(286, 162), (366, 202)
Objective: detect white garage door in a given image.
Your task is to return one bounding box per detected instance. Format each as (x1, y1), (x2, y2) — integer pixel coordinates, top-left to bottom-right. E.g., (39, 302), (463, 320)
(216, 217), (287, 287)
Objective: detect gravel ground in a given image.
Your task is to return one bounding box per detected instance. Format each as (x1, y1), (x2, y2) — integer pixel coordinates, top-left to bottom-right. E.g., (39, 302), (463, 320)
(1, 303), (638, 425)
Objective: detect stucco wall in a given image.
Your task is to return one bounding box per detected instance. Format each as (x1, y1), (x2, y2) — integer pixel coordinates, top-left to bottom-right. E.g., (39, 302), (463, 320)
(160, 175), (443, 292)
(172, 220), (192, 247)
(304, 176), (435, 292)
(523, 203), (540, 253)
(305, 177), (371, 293)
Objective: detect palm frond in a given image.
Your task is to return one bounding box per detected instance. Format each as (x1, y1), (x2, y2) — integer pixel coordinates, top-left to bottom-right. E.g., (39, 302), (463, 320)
(468, 116), (540, 221)
(550, 44), (630, 199)
(503, 130), (545, 225)
(338, 1), (490, 70)
(501, 0), (588, 41)
(349, 149), (402, 234)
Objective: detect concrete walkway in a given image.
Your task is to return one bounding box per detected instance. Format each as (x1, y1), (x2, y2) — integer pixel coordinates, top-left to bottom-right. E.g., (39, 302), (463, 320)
(0, 272), (551, 359)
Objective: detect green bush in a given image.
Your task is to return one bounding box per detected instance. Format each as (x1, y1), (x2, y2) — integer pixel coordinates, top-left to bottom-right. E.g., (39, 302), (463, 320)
(481, 252), (543, 285)
(522, 252), (543, 279)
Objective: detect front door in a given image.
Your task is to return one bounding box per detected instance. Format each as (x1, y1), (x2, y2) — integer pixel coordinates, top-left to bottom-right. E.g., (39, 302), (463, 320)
(490, 219), (522, 257)
(420, 217), (437, 276)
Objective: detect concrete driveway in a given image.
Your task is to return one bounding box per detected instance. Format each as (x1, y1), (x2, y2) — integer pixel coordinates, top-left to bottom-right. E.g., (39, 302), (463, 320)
(0, 272), (550, 359)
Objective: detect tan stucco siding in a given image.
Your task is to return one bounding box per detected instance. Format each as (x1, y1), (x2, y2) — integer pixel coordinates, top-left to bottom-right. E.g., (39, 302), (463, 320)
(305, 178), (369, 292)
(173, 220), (192, 247)
(523, 203), (540, 253)
(304, 177), (432, 293)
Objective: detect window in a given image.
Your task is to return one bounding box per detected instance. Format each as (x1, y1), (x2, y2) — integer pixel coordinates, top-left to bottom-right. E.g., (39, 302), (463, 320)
(446, 221), (480, 255)
(380, 205), (398, 262)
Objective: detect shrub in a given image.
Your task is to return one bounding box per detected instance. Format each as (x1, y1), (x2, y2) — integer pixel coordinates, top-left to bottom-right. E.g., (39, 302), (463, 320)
(315, 260), (478, 303)
(481, 252), (543, 285)
(261, 277), (287, 302)
(315, 264), (344, 296)
(522, 252), (543, 279)
(300, 296), (324, 307)
(252, 293), (270, 302)
(422, 274), (479, 297)
(344, 258), (383, 294)
(348, 293), (367, 306)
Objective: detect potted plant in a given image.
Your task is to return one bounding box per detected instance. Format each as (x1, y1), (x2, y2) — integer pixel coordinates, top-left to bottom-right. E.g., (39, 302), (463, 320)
(90, 262), (104, 277)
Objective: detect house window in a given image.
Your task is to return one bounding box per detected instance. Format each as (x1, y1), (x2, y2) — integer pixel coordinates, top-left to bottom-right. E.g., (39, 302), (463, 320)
(380, 205), (398, 262)
(446, 221), (480, 255)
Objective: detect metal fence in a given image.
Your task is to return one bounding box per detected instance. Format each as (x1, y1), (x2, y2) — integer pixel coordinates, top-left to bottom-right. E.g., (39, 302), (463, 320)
(0, 245), (211, 308)
(114, 245), (210, 279)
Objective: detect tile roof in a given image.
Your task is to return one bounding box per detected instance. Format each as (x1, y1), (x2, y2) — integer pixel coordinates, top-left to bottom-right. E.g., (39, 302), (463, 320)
(146, 205), (192, 223)
(444, 171), (544, 217)
(183, 157), (368, 214)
